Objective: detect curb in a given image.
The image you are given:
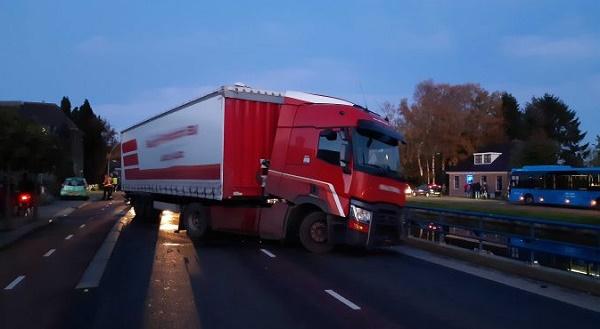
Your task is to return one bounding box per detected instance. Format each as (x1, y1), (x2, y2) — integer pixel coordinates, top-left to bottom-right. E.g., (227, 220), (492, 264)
(0, 204), (84, 249)
(403, 237), (600, 297)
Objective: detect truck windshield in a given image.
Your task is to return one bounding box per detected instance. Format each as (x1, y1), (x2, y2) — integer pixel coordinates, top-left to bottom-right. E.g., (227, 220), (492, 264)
(353, 129), (403, 180)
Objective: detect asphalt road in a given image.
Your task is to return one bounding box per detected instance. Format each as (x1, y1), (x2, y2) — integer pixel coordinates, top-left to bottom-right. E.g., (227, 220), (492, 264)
(1, 198), (599, 329)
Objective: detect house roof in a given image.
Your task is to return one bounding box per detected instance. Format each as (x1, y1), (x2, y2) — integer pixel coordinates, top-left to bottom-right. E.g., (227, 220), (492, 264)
(0, 101), (79, 132)
(447, 144), (512, 173)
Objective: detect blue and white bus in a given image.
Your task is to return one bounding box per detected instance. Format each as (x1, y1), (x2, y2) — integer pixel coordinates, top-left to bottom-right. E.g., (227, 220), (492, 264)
(509, 165), (600, 209)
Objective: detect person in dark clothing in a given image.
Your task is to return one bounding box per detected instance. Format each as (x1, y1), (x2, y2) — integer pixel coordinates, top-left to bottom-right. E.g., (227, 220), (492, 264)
(474, 182), (481, 199)
(102, 174), (113, 200)
(18, 173), (35, 194)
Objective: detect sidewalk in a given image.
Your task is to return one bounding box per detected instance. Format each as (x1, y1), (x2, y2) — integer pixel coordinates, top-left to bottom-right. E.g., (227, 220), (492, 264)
(0, 191), (103, 249)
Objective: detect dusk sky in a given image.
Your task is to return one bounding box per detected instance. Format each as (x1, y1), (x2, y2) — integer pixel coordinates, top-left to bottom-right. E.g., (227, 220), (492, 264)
(1, 0), (599, 143)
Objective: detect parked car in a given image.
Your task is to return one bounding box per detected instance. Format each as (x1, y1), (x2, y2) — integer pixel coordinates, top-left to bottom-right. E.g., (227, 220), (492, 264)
(405, 185), (413, 197)
(412, 184), (442, 197)
(60, 177), (89, 200)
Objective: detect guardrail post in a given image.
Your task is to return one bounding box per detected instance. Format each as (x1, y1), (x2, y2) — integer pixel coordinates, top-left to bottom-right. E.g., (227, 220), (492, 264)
(478, 218), (483, 253)
(529, 223), (536, 265)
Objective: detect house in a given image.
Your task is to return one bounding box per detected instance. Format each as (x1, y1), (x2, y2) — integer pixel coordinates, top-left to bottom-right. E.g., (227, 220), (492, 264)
(446, 145), (512, 198)
(0, 101), (84, 176)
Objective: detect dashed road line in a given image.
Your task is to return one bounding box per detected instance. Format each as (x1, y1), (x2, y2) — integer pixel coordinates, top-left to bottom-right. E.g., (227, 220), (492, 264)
(65, 234), (74, 240)
(43, 249), (56, 257)
(260, 248), (276, 258)
(4, 275), (25, 290)
(325, 289), (361, 310)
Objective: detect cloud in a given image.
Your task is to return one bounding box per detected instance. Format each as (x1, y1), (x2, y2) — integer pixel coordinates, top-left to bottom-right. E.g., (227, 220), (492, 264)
(501, 35), (600, 59)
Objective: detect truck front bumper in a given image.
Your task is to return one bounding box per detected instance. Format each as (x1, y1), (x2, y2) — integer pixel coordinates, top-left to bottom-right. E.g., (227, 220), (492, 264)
(329, 200), (403, 248)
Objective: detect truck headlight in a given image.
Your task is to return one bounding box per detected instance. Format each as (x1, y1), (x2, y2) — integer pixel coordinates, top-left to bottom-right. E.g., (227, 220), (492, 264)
(350, 205), (372, 224)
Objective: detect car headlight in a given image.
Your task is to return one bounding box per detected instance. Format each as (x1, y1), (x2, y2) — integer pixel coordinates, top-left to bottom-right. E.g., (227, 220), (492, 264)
(350, 205), (372, 224)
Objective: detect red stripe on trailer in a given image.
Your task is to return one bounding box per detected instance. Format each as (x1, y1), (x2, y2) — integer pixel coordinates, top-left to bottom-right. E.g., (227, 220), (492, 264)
(125, 164), (220, 180)
(122, 139), (138, 153)
(123, 154), (139, 166)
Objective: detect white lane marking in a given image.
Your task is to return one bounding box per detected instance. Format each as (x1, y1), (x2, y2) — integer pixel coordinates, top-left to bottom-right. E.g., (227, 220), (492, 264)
(80, 224), (86, 229)
(76, 208), (134, 289)
(260, 248), (276, 258)
(43, 249), (56, 257)
(325, 289), (361, 310)
(54, 207), (75, 218)
(65, 234), (74, 240)
(4, 275), (25, 290)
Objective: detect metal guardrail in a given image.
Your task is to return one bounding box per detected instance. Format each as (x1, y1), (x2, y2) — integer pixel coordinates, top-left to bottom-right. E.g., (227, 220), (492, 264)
(403, 206), (600, 277)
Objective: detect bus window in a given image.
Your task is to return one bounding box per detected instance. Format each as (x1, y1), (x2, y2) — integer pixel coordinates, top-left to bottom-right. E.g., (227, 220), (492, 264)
(555, 175), (571, 190)
(543, 174), (554, 189)
(591, 174), (600, 191)
(572, 175), (589, 190)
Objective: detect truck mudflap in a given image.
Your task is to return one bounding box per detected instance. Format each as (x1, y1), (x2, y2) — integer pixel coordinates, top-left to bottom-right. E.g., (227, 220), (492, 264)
(328, 204), (403, 248)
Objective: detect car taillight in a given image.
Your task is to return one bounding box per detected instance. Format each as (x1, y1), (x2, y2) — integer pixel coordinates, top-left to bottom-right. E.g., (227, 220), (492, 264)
(19, 193), (32, 202)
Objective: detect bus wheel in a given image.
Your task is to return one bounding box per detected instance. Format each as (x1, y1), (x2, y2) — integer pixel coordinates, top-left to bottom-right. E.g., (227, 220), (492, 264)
(182, 203), (209, 239)
(299, 212), (333, 253)
(524, 194), (534, 205)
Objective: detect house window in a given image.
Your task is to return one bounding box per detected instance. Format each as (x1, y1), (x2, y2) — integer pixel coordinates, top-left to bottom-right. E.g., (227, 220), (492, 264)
(474, 154), (482, 164)
(453, 176), (459, 189)
(483, 154), (491, 164)
(496, 176), (503, 191)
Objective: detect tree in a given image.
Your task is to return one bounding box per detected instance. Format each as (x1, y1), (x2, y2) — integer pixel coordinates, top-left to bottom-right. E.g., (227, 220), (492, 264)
(523, 94), (589, 166)
(589, 135), (600, 167)
(60, 96), (72, 118)
(385, 80), (506, 183)
(0, 109), (61, 215)
(70, 99), (117, 183)
(501, 92), (522, 140)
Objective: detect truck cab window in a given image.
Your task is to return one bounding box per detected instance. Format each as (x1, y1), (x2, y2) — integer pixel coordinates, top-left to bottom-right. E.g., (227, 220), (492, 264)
(317, 129), (346, 166)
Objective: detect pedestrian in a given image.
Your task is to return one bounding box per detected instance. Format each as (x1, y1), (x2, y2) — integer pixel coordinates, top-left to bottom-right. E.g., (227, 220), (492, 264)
(464, 183), (469, 198)
(112, 175), (118, 192)
(474, 182), (481, 199)
(102, 174), (113, 200)
(482, 182), (488, 199)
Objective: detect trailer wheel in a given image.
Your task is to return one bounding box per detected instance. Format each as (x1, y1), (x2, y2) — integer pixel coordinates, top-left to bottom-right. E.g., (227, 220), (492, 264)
(524, 194), (534, 205)
(299, 212), (333, 253)
(182, 203), (209, 239)
(133, 197), (160, 222)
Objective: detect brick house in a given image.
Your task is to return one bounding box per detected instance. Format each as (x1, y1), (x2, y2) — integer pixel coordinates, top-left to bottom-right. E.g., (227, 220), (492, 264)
(446, 146), (512, 198)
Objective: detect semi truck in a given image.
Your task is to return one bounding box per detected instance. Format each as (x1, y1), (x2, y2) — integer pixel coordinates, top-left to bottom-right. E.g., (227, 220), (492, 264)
(121, 85), (406, 252)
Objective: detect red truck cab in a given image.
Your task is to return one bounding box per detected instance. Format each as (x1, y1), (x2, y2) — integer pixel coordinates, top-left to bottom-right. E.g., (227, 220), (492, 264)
(260, 93), (406, 252)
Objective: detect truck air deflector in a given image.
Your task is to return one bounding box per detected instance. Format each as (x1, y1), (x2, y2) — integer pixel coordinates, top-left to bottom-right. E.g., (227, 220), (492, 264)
(356, 119), (405, 144)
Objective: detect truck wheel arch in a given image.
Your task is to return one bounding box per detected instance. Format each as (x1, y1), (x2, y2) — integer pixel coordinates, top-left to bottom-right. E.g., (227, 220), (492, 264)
(284, 202), (325, 242)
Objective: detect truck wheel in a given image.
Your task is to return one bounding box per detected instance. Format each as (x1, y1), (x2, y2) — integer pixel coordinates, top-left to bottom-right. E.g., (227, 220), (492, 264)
(299, 212), (333, 253)
(524, 194), (534, 205)
(182, 203), (209, 239)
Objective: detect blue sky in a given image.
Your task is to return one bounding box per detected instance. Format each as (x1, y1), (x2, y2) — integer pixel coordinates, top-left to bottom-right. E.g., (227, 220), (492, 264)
(1, 0), (599, 143)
